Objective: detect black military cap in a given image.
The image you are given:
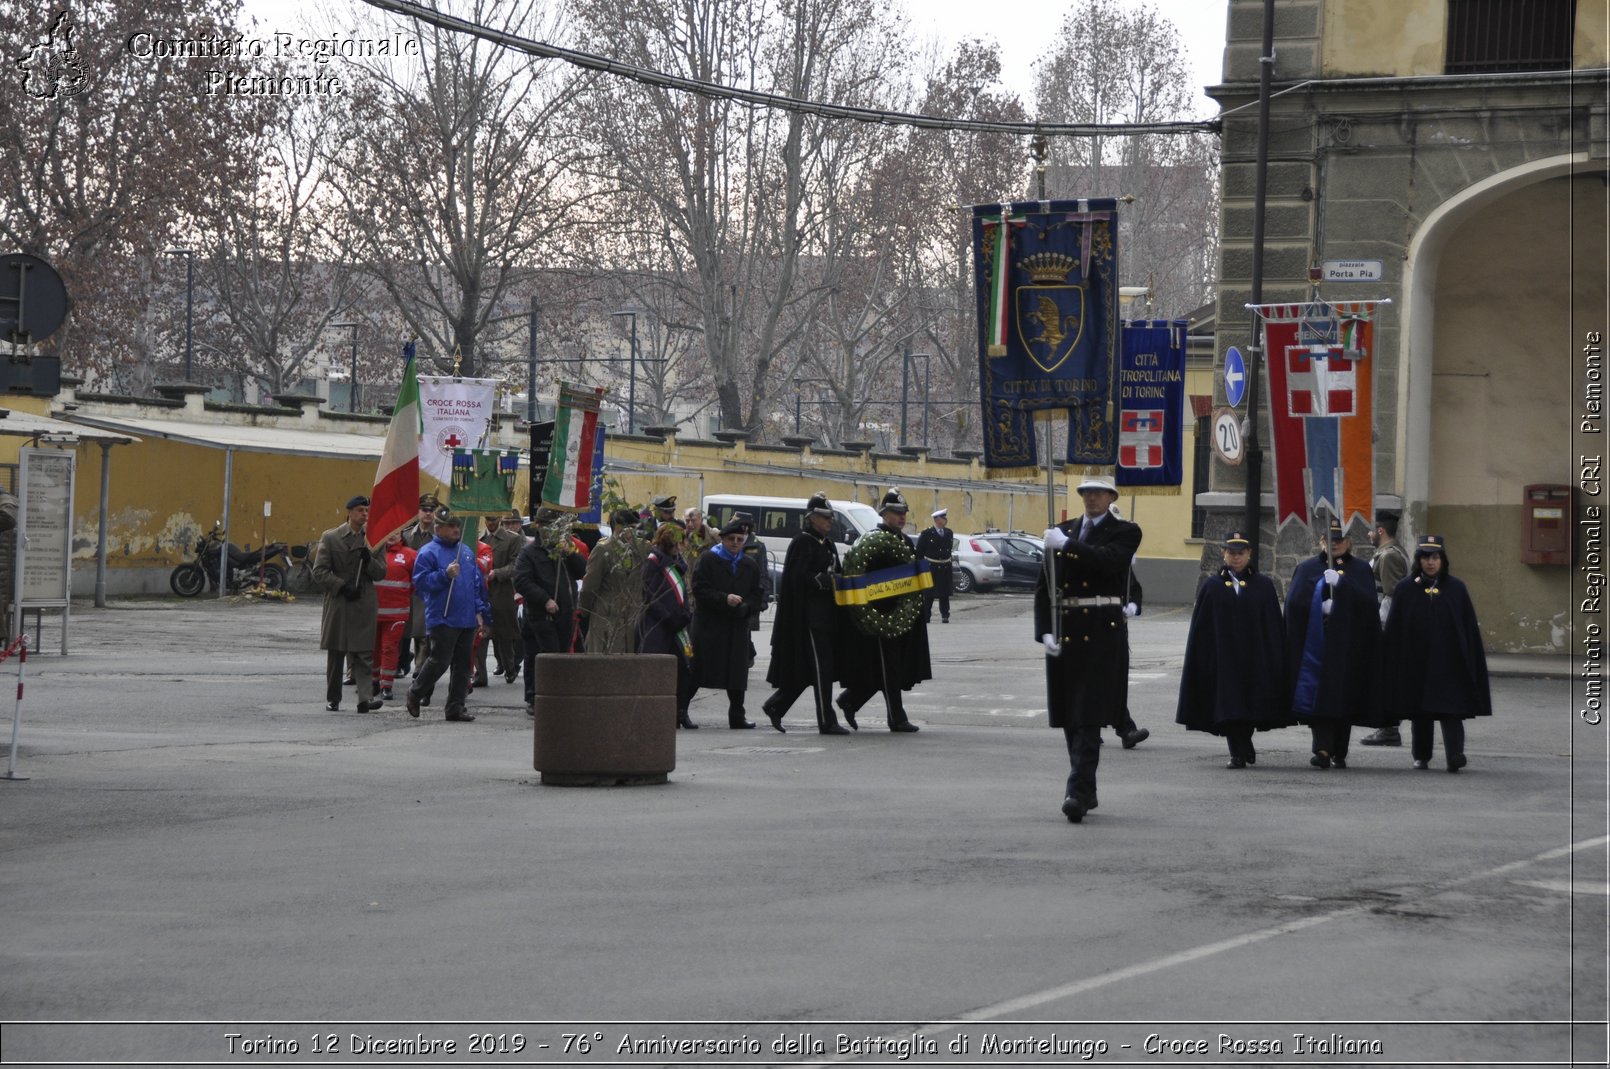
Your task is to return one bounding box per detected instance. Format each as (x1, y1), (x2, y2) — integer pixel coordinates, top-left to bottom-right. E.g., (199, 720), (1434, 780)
(806, 492), (833, 518)
(1415, 534), (1446, 556)
(719, 519), (746, 537)
(346, 495), (370, 509)
(1223, 530), (1251, 549)
(878, 487), (909, 515)
(418, 493), (439, 509)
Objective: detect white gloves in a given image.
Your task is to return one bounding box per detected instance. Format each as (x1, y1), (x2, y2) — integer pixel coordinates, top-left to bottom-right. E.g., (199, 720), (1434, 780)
(1041, 633), (1062, 656)
(1321, 599), (1334, 616)
(1043, 527), (1068, 551)
(1323, 568), (1340, 586)
(1123, 602), (1139, 618)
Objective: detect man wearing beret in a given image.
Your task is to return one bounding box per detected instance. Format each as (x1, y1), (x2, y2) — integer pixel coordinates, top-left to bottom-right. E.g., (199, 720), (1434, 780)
(313, 495), (389, 713)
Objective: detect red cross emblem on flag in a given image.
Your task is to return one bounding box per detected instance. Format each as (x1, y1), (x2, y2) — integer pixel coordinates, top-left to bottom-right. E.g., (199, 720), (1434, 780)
(1286, 344), (1357, 417)
(1119, 409), (1165, 468)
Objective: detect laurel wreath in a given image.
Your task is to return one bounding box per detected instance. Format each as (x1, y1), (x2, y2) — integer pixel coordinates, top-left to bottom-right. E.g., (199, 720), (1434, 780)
(841, 529), (922, 639)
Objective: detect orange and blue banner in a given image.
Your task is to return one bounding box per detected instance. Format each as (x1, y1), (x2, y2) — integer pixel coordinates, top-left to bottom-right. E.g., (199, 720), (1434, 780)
(1259, 302), (1379, 530)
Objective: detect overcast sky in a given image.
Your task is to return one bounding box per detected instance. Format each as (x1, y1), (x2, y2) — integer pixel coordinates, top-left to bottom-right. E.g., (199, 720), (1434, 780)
(242, 0), (1231, 119)
(904, 0), (1231, 118)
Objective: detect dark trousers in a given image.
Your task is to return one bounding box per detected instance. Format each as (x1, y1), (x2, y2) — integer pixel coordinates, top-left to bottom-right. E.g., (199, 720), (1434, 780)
(1225, 724), (1255, 760)
(922, 566), (952, 622)
(764, 628), (843, 733)
(412, 625), (475, 717)
(327, 649), (374, 706)
(1112, 706), (1140, 738)
(1309, 720), (1352, 759)
(1062, 724), (1102, 802)
(726, 687), (747, 726)
(490, 591), (519, 675)
(838, 638), (910, 726)
(1410, 717), (1465, 762)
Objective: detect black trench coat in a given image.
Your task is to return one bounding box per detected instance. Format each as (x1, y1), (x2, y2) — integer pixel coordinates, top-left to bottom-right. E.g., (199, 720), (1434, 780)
(1032, 514), (1142, 730)
(691, 549), (765, 690)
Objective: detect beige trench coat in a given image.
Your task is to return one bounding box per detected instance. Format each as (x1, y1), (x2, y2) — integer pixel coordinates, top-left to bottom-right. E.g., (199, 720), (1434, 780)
(314, 522), (388, 651)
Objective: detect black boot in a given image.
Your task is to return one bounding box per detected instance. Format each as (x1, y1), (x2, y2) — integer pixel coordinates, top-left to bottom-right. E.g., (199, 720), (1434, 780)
(677, 711), (699, 729)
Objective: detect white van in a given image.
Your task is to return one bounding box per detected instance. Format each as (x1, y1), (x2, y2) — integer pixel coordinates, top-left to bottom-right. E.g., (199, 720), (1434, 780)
(703, 493), (882, 561)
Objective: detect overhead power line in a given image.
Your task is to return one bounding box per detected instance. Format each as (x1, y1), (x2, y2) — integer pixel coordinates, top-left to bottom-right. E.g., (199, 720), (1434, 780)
(359, 0), (1221, 139)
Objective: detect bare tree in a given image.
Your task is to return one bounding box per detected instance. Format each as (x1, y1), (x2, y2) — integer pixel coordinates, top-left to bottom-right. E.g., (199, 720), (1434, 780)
(1032, 0), (1218, 318)
(0, 0), (259, 386)
(196, 87), (370, 396)
(334, 0), (592, 377)
(573, 0), (911, 438)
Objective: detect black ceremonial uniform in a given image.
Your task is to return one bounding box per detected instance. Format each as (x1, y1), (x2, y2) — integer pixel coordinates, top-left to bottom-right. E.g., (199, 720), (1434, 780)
(691, 547), (766, 726)
(837, 523), (931, 731)
(1285, 551), (1380, 765)
(1033, 511), (1142, 807)
(762, 525), (850, 734)
(1380, 569), (1491, 769)
(914, 524), (955, 623)
(1175, 565), (1291, 763)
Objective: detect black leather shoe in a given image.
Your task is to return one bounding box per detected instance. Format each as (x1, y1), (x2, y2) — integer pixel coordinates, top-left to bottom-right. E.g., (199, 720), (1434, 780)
(473, 675), (489, 689)
(835, 694), (858, 731)
(1331, 755), (1347, 769)
(1447, 753), (1467, 773)
(356, 700), (382, 714)
(1226, 756), (1247, 769)
(763, 707), (786, 733)
(505, 670), (520, 684)
(445, 711), (476, 722)
(1061, 795), (1086, 823)
(1412, 759), (1429, 770)
(820, 724), (850, 736)
(325, 701), (340, 712)
(942, 617), (950, 623)
(890, 721), (919, 733)
(677, 716), (700, 730)
(380, 687), (393, 701)
(1244, 749), (1256, 765)
(1310, 751), (1331, 769)
(1081, 793), (1098, 811)
(1121, 727), (1150, 749)
(1360, 727), (1402, 746)
(729, 719), (755, 730)
(405, 690), (421, 718)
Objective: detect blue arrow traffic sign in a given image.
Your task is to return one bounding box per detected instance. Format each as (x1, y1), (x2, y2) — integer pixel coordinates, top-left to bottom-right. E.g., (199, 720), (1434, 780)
(1224, 346), (1247, 408)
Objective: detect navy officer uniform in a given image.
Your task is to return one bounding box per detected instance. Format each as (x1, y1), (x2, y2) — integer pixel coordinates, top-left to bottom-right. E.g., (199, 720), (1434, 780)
(914, 508), (955, 624)
(1033, 476), (1142, 824)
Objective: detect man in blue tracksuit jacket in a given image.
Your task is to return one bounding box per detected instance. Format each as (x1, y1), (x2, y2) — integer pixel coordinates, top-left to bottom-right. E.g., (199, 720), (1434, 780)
(406, 507), (491, 722)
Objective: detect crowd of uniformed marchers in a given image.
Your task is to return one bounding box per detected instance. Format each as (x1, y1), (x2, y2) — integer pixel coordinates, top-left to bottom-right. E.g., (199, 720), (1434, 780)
(309, 479), (1492, 823)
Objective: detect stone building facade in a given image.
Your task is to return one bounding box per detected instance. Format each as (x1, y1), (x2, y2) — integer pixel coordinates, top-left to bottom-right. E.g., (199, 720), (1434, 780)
(1204, 0), (1608, 651)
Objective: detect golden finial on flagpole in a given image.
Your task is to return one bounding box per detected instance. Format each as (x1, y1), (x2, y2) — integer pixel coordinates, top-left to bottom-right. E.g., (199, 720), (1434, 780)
(452, 344), (463, 377)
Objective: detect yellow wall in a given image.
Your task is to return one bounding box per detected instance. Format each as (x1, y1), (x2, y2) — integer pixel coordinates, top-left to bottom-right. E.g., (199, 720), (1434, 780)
(1578, 0), (1610, 67)
(1322, 0), (1446, 78)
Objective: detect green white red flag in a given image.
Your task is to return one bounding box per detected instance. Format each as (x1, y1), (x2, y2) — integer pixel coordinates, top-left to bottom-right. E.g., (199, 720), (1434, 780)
(367, 340), (421, 549)
(540, 383), (606, 511)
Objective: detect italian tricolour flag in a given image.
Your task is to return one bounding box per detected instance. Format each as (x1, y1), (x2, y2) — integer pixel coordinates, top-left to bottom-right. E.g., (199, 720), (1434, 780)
(367, 341), (421, 549)
(540, 383), (605, 511)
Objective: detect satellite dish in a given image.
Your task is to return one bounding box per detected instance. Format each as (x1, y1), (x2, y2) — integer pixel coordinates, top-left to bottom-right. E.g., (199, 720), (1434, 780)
(0, 253), (69, 344)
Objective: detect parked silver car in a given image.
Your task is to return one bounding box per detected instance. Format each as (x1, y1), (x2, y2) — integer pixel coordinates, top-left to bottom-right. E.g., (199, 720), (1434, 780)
(949, 533), (1005, 593)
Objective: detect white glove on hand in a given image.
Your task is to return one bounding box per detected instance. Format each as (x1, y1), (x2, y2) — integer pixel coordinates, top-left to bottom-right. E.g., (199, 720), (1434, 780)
(1323, 568), (1340, 586)
(1123, 602), (1139, 618)
(1043, 527), (1069, 551)
(1321, 599), (1334, 616)
(1041, 633), (1062, 656)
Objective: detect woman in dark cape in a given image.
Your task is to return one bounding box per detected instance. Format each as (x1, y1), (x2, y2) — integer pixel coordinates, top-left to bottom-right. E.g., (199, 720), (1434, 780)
(1379, 535), (1491, 771)
(1175, 531), (1292, 767)
(691, 520), (767, 728)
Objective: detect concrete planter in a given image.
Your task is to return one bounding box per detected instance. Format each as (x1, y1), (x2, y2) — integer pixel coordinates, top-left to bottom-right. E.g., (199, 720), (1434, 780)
(531, 653), (677, 786)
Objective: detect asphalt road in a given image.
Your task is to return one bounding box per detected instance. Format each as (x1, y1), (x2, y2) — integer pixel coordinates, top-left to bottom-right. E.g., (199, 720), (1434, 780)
(0, 592), (1604, 1068)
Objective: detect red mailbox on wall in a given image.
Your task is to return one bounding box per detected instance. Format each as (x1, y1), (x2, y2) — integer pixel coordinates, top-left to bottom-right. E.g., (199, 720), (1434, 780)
(1521, 484), (1573, 565)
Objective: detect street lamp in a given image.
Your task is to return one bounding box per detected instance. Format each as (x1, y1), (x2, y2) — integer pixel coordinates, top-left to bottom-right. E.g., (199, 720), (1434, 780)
(610, 310), (639, 434)
(331, 319), (360, 412)
(162, 247), (194, 381)
(794, 379), (829, 434)
(901, 350), (931, 448)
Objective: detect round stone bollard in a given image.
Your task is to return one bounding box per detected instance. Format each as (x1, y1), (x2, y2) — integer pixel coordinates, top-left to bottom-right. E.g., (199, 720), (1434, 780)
(531, 653), (677, 786)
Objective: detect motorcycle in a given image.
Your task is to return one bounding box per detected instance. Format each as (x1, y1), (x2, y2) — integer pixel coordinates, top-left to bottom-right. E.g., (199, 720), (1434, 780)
(169, 524), (289, 596)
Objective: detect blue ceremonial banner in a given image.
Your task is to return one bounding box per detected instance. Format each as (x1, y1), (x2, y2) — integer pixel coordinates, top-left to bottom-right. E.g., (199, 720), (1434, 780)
(1116, 319), (1187, 488)
(972, 198), (1121, 468)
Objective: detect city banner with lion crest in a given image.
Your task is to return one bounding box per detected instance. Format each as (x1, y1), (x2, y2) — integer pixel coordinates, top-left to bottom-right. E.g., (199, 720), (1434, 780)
(971, 198), (1121, 468)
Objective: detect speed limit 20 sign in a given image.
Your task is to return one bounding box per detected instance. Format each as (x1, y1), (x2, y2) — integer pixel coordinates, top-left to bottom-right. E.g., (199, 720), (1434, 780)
(1211, 408), (1245, 466)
